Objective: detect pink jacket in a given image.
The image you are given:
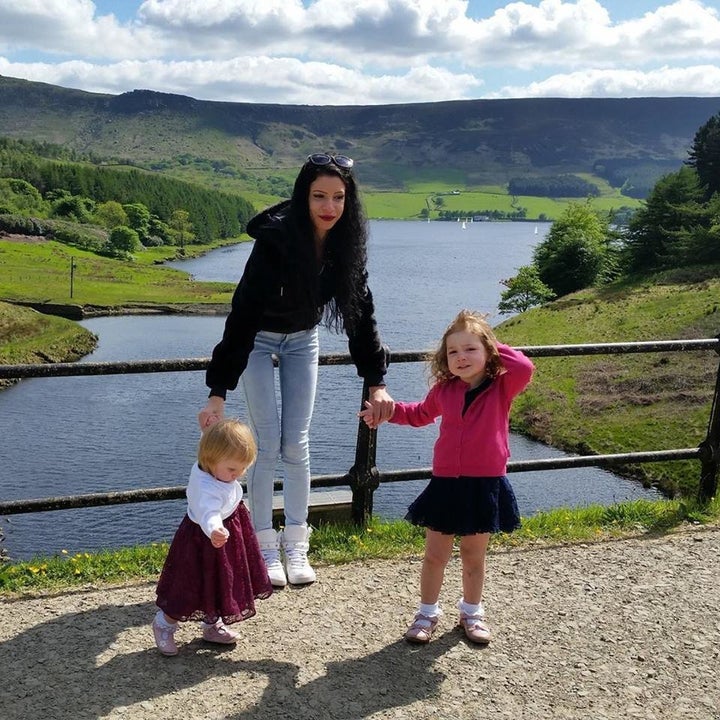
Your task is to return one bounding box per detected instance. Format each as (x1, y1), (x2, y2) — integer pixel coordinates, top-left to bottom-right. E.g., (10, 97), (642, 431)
(390, 344), (535, 477)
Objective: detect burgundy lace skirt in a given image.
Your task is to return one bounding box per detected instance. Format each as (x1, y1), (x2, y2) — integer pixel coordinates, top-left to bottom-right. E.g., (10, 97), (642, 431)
(156, 502), (272, 624)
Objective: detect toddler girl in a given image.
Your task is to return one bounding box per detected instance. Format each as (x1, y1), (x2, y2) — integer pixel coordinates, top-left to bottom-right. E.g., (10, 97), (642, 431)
(153, 419), (272, 655)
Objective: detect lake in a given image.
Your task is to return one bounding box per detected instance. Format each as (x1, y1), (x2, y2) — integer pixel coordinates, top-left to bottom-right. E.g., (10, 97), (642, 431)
(0, 220), (661, 560)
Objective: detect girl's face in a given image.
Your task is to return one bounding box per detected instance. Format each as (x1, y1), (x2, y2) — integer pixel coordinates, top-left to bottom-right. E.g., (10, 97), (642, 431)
(308, 174), (346, 239)
(446, 329), (489, 388)
(211, 455), (249, 483)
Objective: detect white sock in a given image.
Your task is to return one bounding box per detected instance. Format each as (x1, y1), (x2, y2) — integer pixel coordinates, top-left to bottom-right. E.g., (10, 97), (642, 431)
(155, 609), (177, 627)
(458, 598), (484, 617)
(418, 602), (441, 618)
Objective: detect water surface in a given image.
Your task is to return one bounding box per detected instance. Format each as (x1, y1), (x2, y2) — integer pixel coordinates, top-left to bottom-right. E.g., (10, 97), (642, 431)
(0, 220), (661, 560)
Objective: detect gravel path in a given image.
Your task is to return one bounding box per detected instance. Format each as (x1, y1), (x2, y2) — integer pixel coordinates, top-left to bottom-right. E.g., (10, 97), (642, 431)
(2, 526), (720, 720)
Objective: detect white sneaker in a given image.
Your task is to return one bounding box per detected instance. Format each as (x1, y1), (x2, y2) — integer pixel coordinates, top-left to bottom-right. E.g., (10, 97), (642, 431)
(256, 528), (287, 588)
(281, 525), (316, 585)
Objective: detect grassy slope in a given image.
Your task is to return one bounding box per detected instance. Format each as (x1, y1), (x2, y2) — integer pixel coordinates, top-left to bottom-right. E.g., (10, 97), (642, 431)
(497, 267), (720, 498)
(0, 238), (237, 306)
(0, 300), (97, 369)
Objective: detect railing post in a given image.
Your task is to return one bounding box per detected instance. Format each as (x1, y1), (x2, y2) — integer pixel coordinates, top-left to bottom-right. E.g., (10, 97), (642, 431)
(346, 378), (381, 526)
(697, 339), (720, 503)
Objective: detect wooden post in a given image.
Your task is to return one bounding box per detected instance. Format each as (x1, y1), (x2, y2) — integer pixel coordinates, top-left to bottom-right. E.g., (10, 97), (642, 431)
(346, 378), (380, 526)
(697, 342), (720, 502)
(69, 256), (76, 298)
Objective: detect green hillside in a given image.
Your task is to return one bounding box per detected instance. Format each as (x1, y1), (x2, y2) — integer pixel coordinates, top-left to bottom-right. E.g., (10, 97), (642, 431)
(497, 267), (720, 499)
(1, 75), (718, 203)
(0, 300), (96, 382)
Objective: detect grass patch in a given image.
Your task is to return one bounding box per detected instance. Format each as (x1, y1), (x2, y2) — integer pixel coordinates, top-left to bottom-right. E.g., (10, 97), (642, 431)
(0, 238), (237, 306)
(500, 268), (720, 498)
(0, 300), (97, 369)
(361, 184), (641, 221)
(2, 496), (718, 597)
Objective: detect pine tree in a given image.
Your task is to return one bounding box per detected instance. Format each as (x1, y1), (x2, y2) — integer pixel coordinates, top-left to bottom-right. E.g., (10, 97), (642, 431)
(687, 111), (720, 200)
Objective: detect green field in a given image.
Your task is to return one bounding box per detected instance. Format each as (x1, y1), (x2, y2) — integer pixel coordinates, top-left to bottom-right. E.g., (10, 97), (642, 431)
(360, 176), (641, 221)
(0, 238), (237, 306)
(0, 300), (96, 369)
(497, 267), (720, 498)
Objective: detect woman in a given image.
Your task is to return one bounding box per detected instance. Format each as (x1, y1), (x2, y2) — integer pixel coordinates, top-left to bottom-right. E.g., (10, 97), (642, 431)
(198, 153), (394, 587)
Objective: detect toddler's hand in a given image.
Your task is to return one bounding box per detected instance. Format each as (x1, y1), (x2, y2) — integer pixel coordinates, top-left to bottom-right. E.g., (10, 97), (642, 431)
(199, 412), (221, 431)
(198, 397), (225, 431)
(211, 527), (229, 548)
(358, 401), (380, 429)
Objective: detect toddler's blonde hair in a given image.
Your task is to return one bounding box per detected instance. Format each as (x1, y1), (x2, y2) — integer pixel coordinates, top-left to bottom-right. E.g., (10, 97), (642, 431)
(429, 309), (502, 384)
(198, 419), (257, 474)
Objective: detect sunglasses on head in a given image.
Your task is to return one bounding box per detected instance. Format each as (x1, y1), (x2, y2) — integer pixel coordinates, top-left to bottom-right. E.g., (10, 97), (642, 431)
(307, 153), (354, 169)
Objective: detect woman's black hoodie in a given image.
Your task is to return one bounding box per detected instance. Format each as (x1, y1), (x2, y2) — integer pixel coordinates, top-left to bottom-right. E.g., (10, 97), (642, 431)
(205, 201), (387, 398)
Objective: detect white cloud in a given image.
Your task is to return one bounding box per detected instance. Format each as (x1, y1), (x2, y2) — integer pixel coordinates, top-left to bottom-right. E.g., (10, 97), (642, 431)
(0, 1), (718, 103)
(0, 56), (483, 105)
(0, 0), (162, 59)
(614, 0), (720, 61)
(495, 64), (720, 97)
(460, 0), (720, 67)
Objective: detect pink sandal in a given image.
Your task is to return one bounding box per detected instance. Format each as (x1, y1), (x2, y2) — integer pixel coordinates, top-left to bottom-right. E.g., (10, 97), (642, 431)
(404, 613), (439, 644)
(458, 613), (491, 644)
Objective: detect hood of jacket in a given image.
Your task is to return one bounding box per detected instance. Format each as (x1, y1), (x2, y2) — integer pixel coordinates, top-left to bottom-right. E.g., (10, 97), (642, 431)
(246, 200), (292, 240)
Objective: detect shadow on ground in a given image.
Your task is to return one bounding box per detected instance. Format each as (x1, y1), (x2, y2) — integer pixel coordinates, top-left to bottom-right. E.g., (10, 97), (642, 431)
(1, 598), (461, 719)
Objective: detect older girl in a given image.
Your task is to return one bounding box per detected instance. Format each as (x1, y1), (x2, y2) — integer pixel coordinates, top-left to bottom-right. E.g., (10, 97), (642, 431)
(361, 309), (534, 644)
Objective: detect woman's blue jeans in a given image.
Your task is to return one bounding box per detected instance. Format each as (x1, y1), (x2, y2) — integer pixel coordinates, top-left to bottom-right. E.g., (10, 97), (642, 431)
(241, 328), (319, 533)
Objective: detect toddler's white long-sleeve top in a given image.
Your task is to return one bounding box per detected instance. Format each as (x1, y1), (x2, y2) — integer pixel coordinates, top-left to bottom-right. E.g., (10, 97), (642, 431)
(185, 462), (243, 539)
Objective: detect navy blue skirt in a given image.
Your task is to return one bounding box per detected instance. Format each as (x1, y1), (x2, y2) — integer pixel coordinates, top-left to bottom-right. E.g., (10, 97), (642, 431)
(405, 475), (521, 536)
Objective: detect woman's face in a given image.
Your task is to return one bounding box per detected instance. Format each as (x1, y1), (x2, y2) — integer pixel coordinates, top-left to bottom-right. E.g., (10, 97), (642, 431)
(308, 173), (346, 239)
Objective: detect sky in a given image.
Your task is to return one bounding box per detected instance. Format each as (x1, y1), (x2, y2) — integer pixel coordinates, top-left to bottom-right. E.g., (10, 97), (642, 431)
(0, 0), (719, 105)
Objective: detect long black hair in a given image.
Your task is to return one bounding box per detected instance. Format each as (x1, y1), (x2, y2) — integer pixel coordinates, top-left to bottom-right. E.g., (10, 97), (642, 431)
(288, 158), (369, 334)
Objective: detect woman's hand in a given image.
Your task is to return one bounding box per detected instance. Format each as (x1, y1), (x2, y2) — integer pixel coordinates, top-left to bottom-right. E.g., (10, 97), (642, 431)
(198, 396), (225, 430)
(211, 527), (229, 548)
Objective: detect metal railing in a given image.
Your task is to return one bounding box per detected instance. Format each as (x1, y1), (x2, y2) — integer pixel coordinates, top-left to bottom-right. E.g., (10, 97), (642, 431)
(1, 338), (719, 526)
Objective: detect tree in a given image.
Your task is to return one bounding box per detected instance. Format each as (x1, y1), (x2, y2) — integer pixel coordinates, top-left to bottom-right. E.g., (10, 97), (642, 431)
(148, 215), (172, 245)
(0, 178), (46, 214)
(94, 200), (128, 229)
(533, 201), (608, 297)
(498, 265), (555, 314)
(122, 202), (151, 243)
(667, 193), (720, 266)
(169, 209), (194, 250)
(687, 111), (720, 200)
(108, 225), (141, 254)
(624, 166), (704, 273)
(50, 194), (94, 222)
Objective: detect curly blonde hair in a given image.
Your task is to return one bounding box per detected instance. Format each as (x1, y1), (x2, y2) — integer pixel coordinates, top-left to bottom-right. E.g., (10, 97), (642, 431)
(428, 309), (502, 385)
(198, 419), (257, 475)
